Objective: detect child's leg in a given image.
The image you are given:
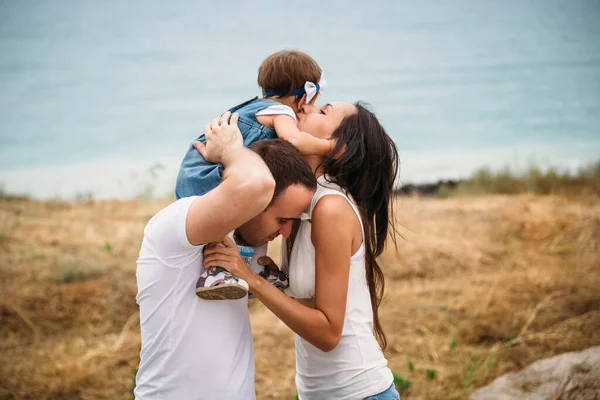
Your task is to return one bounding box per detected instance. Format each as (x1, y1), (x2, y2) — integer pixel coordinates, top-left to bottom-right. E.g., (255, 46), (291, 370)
(175, 140), (224, 199)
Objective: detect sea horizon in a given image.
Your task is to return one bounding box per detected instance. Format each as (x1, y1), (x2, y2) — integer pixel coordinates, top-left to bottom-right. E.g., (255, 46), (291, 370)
(1, 0), (599, 199)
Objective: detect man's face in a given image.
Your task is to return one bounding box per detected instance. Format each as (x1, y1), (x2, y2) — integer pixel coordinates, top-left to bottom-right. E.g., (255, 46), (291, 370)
(236, 184), (314, 246)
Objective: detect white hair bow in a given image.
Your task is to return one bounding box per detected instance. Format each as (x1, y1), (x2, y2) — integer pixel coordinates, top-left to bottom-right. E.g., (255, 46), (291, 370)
(304, 71), (326, 103)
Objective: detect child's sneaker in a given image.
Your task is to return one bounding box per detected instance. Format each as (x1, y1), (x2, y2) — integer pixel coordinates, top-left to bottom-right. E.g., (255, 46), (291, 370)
(248, 265), (289, 299)
(258, 265), (289, 290)
(195, 244), (254, 300)
(195, 266), (249, 300)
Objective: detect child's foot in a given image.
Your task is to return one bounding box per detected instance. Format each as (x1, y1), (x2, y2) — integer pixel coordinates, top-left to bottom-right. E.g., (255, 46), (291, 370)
(195, 266), (248, 300)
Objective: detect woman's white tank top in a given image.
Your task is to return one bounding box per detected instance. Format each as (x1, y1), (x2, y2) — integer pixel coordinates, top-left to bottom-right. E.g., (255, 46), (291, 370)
(281, 175), (393, 400)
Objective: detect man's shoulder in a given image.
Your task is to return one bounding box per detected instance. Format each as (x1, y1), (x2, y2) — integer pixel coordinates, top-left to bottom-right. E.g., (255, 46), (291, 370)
(158, 196), (199, 218)
(144, 196), (199, 240)
(139, 196), (205, 263)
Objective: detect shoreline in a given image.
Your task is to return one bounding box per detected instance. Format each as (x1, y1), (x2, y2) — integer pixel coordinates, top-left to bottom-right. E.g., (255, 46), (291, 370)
(0, 155), (600, 201)
(2, 157), (598, 201)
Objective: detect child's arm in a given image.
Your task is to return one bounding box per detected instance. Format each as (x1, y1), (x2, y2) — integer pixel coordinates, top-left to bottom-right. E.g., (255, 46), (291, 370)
(273, 115), (332, 156)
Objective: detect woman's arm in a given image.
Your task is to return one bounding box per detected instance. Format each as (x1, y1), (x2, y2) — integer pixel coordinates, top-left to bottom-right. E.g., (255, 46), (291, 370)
(203, 195), (359, 352)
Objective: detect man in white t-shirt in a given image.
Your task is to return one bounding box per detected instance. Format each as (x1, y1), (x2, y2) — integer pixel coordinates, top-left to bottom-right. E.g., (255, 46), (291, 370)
(134, 112), (316, 400)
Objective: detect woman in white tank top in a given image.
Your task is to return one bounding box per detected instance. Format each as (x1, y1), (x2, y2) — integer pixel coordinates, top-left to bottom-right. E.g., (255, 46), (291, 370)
(204, 101), (400, 400)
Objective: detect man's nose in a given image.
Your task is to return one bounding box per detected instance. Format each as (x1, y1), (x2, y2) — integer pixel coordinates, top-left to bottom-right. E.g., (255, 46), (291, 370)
(279, 221), (294, 238)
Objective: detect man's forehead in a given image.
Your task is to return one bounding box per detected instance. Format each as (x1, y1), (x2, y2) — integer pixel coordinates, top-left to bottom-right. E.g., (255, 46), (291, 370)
(267, 193), (311, 218)
(277, 216), (301, 222)
(271, 185), (313, 205)
(267, 200), (305, 218)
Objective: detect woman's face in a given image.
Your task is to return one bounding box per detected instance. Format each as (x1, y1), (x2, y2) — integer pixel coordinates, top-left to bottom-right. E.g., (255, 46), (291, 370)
(297, 102), (356, 140)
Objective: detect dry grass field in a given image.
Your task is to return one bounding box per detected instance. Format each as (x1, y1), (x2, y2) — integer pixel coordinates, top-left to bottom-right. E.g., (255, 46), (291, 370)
(1, 193), (598, 399)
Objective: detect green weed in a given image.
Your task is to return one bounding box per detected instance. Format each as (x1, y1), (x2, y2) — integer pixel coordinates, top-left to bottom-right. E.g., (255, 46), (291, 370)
(392, 370), (412, 393)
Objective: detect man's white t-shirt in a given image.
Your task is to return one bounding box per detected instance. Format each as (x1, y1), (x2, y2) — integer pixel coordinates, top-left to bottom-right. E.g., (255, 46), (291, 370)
(135, 196), (266, 400)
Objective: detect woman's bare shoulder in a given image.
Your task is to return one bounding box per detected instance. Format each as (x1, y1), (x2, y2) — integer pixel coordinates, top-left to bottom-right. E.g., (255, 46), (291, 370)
(312, 194), (360, 229)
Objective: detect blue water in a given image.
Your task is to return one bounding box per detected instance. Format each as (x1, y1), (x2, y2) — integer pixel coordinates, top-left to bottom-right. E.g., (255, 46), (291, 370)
(1, 0), (599, 198)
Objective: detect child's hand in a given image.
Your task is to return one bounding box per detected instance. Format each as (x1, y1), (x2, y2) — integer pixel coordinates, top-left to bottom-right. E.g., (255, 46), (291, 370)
(193, 112), (243, 165)
(258, 256), (281, 272)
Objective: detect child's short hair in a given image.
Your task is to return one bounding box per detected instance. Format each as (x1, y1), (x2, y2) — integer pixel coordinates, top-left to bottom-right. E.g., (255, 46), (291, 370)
(258, 50), (321, 98)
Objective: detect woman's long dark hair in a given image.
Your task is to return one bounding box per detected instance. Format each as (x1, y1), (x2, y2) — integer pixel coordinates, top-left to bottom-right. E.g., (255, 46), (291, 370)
(319, 102), (399, 350)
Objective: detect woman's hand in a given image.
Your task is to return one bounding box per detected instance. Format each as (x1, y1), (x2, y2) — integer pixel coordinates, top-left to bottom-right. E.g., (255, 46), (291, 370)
(193, 111), (243, 165)
(203, 235), (252, 280)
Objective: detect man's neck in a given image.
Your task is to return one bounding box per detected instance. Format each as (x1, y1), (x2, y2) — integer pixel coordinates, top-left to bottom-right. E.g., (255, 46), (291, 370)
(233, 230), (252, 247)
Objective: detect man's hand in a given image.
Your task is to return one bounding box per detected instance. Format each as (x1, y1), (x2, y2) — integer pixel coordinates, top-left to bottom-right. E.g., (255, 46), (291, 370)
(184, 110), (275, 246)
(193, 111), (243, 165)
(203, 236), (252, 280)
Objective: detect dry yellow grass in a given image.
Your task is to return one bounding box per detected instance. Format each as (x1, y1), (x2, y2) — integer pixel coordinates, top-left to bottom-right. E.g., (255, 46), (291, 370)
(1, 194), (599, 399)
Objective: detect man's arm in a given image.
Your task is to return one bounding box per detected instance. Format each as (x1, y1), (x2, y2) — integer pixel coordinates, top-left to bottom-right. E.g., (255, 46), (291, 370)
(185, 112), (275, 246)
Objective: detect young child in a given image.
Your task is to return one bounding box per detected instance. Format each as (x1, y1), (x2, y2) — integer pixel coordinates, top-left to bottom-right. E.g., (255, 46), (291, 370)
(176, 50), (328, 300)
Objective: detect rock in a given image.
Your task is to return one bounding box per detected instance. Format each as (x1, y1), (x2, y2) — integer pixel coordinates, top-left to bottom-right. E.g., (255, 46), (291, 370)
(469, 346), (600, 400)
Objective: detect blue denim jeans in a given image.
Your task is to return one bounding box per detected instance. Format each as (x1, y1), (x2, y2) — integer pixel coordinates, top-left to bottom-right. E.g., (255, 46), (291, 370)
(175, 97), (279, 199)
(363, 384), (400, 400)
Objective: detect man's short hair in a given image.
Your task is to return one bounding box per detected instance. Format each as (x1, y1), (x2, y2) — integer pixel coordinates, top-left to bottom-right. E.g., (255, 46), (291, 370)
(249, 139), (317, 205)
